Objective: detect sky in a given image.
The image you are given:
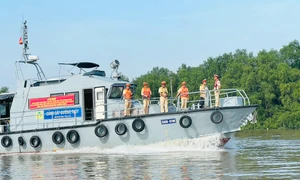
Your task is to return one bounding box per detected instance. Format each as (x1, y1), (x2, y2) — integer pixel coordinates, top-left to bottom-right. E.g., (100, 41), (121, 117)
(1, 0), (300, 91)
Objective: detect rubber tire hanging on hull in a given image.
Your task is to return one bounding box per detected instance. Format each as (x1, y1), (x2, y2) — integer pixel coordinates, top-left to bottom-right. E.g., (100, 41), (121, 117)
(1, 136), (12, 148)
(18, 136), (25, 146)
(211, 111), (223, 124)
(95, 124), (108, 138)
(52, 131), (64, 145)
(132, 118), (145, 132)
(66, 130), (80, 144)
(30, 136), (41, 148)
(115, 123), (127, 135)
(179, 115), (192, 128)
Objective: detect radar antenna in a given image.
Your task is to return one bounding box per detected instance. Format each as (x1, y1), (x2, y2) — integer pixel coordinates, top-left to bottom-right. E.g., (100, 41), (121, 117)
(17, 20), (47, 81)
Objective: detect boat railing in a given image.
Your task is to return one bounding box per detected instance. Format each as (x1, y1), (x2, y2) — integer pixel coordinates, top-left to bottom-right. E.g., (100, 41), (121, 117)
(176, 88), (250, 110)
(0, 89), (250, 133)
(0, 112), (95, 133)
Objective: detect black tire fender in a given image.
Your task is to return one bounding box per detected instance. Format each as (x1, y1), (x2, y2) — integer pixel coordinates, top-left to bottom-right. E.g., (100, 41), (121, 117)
(52, 131), (64, 145)
(115, 123), (127, 135)
(66, 130), (80, 144)
(18, 136), (25, 146)
(179, 115), (192, 128)
(95, 124), (108, 138)
(30, 136), (41, 148)
(132, 118), (145, 132)
(1, 136), (12, 148)
(211, 110), (223, 124)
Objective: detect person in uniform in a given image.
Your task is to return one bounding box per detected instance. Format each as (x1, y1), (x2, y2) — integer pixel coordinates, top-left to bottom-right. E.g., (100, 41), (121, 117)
(141, 82), (152, 114)
(158, 81), (168, 113)
(123, 83), (132, 116)
(176, 81), (189, 109)
(199, 79), (208, 108)
(214, 74), (221, 107)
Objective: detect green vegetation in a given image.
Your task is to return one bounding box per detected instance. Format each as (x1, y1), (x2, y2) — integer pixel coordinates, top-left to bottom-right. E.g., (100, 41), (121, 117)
(0, 87), (8, 93)
(132, 40), (300, 130)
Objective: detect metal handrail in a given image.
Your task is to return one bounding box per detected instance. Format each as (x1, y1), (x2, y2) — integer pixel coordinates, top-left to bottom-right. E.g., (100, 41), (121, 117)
(0, 88), (251, 133)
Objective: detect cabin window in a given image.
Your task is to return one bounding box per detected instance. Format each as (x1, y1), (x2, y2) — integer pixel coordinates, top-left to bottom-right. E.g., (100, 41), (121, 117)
(0, 104), (6, 116)
(65, 91), (80, 105)
(50, 93), (64, 97)
(97, 92), (104, 100)
(109, 86), (124, 99)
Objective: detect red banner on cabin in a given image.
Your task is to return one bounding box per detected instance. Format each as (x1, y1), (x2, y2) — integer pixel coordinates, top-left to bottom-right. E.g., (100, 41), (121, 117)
(29, 94), (75, 110)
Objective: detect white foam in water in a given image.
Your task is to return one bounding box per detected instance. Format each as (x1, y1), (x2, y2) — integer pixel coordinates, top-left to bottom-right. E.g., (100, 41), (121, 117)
(42, 134), (230, 155)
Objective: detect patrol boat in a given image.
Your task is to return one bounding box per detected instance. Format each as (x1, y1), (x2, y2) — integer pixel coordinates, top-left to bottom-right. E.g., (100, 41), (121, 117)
(0, 21), (258, 153)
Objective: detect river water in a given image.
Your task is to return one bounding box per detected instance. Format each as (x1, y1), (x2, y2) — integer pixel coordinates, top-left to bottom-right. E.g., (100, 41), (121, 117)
(0, 130), (300, 179)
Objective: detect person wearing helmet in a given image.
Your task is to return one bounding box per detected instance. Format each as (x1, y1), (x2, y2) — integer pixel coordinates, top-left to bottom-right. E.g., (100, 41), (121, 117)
(199, 79), (209, 108)
(175, 81), (189, 109)
(141, 82), (152, 114)
(214, 74), (221, 107)
(123, 83), (133, 116)
(158, 81), (168, 113)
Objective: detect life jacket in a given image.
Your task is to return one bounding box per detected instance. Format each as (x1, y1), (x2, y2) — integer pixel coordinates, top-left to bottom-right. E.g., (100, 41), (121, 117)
(180, 87), (189, 98)
(123, 89), (132, 100)
(142, 87), (151, 97)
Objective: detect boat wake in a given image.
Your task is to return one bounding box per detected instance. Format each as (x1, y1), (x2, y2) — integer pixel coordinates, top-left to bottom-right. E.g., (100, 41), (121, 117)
(42, 134), (235, 155)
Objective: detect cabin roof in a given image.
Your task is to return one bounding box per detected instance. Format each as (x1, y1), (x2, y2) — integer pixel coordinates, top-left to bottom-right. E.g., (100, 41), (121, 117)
(58, 62), (99, 69)
(0, 92), (16, 101)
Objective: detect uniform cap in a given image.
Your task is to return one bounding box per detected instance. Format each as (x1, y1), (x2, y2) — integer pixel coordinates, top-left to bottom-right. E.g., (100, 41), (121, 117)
(126, 83), (130, 87)
(202, 79), (207, 83)
(161, 81), (166, 85)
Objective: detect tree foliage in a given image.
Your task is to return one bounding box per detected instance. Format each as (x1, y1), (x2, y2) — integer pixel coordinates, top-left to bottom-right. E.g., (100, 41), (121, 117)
(0, 87), (8, 93)
(132, 40), (300, 130)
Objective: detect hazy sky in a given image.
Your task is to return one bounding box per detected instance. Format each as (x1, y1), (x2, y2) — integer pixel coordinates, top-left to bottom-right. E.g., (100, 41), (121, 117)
(1, 0), (300, 91)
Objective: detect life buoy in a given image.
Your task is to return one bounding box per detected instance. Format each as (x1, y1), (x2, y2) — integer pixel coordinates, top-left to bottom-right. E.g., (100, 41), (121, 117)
(18, 136), (25, 146)
(95, 124), (108, 138)
(52, 131), (64, 145)
(115, 123), (127, 135)
(179, 115), (192, 128)
(211, 111), (223, 124)
(132, 118), (145, 132)
(30, 136), (41, 148)
(1, 136), (12, 148)
(66, 130), (80, 144)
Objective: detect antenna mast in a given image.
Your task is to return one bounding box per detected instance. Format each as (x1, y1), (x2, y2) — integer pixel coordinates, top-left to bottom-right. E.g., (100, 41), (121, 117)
(18, 20), (47, 81)
(22, 20), (29, 62)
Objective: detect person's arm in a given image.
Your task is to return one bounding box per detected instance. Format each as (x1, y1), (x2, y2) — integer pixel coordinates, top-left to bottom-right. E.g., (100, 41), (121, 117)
(141, 88), (144, 97)
(175, 88), (181, 98)
(218, 81), (221, 90)
(159, 88), (163, 97)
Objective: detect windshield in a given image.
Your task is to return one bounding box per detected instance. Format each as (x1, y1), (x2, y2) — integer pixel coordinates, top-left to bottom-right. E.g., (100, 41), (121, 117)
(109, 86), (124, 99)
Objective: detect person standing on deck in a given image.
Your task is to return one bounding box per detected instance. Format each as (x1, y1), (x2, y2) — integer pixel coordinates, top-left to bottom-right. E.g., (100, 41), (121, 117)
(214, 74), (221, 107)
(123, 83), (132, 116)
(159, 81), (168, 113)
(141, 82), (152, 114)
(176, 82), (189, 109)
(199, 79), (208, 108)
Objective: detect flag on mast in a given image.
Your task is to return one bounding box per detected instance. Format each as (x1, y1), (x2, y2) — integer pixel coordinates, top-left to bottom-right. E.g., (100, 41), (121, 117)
(19, 37), (23, 45)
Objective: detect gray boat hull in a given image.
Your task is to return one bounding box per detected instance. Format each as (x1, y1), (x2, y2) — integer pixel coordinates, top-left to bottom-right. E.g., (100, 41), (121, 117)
(0, 105), (257, 153)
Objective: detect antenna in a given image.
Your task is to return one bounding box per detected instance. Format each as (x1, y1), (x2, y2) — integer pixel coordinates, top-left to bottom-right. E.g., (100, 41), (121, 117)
(16, 20), (47, 81)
